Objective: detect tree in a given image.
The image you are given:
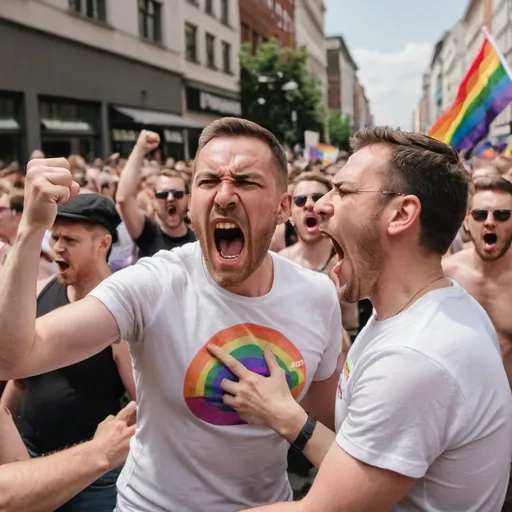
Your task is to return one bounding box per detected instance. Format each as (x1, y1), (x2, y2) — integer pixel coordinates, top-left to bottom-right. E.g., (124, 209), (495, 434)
(240, 40), (325, 146)
(327, 110), (352, 150)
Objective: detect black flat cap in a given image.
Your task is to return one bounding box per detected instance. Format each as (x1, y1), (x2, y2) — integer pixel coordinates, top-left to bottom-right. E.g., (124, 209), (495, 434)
(56, 193), (121, 243)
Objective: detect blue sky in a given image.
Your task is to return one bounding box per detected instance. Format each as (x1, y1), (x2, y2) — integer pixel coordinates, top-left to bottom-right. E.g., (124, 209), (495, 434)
(324, 0), (467, 128)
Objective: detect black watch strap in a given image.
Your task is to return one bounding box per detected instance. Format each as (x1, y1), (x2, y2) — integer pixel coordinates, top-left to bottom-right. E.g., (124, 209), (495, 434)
(291, 415), (317, 451)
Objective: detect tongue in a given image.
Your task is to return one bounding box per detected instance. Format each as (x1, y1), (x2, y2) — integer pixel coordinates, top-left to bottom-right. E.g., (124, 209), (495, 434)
(219, 238), (243, 257)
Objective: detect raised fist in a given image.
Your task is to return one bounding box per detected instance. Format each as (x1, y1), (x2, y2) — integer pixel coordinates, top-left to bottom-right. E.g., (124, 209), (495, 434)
(22, 158), (80, 231)
(135, 130), (160, 155)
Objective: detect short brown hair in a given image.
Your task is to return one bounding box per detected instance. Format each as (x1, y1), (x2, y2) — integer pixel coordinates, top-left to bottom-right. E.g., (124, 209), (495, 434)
(8, 189), (24, 213)
(293, 171), (332, 191)
(473, 175), (512, 196)
(350, 126), (468, 255)
(157, 168), (189, 193)
(195, 117), (288, 192)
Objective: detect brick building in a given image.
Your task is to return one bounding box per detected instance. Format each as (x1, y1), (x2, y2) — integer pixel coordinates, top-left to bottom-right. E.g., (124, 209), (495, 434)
(239, 0), (295, 50)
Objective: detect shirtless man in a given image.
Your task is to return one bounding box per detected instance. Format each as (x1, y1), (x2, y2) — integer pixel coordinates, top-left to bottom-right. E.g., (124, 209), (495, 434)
(279, 171), (358, 347)
(444, 175), (512, 387)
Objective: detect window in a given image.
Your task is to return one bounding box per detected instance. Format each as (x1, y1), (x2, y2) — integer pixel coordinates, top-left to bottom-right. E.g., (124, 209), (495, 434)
(222, 41), (231, 74)
(185, 23), (198, 62)
(206, 33), (216, 69)
(241, 23), (250, 43)
(205, 0), (214, 15)
(68, 0), (106, 22)
(138, 0), (162, 43)
(220, 0), (229, 25)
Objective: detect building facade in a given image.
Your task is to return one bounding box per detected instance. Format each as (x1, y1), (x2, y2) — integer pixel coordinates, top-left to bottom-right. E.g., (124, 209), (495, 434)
(417, 72), (431, 133)
(294, 0), (327, 108)
(428, 34), (446, 126)
(239, 0), (294, 50)
(326, 35), (358, 128)
(441, 20), (467, 111)
(353, 80), (371, 130)
(0, 0), (241, 163)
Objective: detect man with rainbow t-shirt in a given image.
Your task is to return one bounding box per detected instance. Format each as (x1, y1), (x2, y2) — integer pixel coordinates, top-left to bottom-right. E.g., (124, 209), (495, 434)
(0, 118), (342, 512)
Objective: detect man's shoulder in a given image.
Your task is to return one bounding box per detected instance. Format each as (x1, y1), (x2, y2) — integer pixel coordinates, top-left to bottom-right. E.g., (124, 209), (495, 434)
(442, 248), (474, 276)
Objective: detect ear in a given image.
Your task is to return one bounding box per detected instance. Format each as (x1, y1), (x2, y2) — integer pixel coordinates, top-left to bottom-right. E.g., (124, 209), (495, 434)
(386, 195), (422, 237)
(100, 233), (113, 252)
(277, 192), (292, 225)
(463, 213), (470, 232)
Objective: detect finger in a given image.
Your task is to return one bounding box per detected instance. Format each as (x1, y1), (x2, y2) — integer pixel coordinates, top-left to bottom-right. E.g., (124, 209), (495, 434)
(207, 344), (250, 379)
(263, 345), (282, 376)
(116, 401), (137, 425)
(220, 378), (240, 395)
(38, 184), (73, 205)
(70, 180), (81, 199)
(222, 393), (237, 409)
(125, 424), (137, 438)
(27, 158), (70, 170)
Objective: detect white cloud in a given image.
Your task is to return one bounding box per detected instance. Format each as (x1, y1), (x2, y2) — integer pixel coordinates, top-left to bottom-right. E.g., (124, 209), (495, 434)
(353, 43), (433, 130)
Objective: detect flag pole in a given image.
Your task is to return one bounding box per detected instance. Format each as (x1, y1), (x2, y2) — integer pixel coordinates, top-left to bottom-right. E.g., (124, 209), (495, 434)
(481, 26), (512, 82)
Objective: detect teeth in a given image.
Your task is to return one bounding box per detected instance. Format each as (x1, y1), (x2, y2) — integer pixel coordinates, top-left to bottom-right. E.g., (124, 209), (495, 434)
(216, 222), (237, 229)
(220, 252), (240, 259)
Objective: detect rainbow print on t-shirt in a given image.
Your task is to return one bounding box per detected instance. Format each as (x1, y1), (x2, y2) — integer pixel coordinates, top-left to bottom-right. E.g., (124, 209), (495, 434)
(183, 323), (306, 426)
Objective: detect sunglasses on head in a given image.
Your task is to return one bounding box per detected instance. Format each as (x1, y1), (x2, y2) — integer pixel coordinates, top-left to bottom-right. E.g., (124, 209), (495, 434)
(470, 209), (512, 222)
(154, 189), (185, 200)
(293, 193), (324, 208)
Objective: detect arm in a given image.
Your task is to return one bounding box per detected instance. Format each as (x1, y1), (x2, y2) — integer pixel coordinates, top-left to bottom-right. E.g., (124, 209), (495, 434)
(0, 405), (29, 465)
(116, 131), (160, 240)
(0, 402), (136, 512)
(300, 371), (338, 431)
(112, 341), (136, 401)
(0, 380), (25, 418)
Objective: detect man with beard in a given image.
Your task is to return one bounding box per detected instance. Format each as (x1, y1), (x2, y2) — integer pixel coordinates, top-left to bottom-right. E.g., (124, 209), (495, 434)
(117, 130), (195, 258)
(208, 127), (512, 512)
(444, 176), (512, 387)
(1, 193), (135, 512)
(0, 118), (341, 512)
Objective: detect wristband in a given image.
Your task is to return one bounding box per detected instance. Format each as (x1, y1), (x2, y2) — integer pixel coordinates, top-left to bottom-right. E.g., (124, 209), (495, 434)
(291, 415), (317, 451)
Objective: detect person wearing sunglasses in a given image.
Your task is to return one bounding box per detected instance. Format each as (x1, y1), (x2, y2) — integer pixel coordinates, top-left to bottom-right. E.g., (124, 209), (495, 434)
(117, 130), (196, 259)
(444, 176), (512, 390)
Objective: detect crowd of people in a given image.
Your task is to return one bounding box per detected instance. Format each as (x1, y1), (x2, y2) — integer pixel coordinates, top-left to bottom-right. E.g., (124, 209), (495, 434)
(0, 118), (511, 511)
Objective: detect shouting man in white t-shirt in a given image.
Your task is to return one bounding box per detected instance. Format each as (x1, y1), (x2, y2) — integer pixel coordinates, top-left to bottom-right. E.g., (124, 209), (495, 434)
(209, 127), (512, 512)
(0, 118), (342, 511)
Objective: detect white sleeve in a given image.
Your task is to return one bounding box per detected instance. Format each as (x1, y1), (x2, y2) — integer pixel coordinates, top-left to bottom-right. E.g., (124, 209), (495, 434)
(88, 256), (168, 346)
(313, 284), (343, 381)
(336, 347), (467, 478)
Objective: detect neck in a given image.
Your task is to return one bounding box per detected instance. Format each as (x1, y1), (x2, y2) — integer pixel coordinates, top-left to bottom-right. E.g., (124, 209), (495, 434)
(295, 237), (333, 269)
(471, 246), (512, 276)
(157, 218), (188, 238)
(370, 252), (448, 321)
(66, 262), (112, 302)
(224, 254), (274, 297)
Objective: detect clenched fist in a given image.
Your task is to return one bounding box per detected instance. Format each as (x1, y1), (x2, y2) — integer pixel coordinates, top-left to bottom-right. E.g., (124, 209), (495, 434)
(135, 130), (160, 155)
(23, 158), (80, 231)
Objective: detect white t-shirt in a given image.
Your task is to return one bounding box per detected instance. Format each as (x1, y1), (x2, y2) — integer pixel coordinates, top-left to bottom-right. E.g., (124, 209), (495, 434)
(90, 241), (341, 512)
(336, 282), (512, 511)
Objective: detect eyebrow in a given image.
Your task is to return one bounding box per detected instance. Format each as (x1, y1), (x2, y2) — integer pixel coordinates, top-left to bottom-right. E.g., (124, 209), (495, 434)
(195, 170), (265, 181)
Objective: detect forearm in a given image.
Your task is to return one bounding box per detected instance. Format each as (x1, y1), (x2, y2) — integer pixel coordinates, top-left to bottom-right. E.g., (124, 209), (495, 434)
(0, 440), (109, 512)
(0, 380), (24, 419)
(116, 146), (145, 203)
(275, 405), (336, 469)
(244, 502), (305, 512)
(0, 227), (45, 374)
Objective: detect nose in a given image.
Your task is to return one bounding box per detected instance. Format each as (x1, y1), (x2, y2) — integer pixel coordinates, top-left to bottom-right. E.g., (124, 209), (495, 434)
(315, 190), (334, 220)
(214, 181), (238, 210)
(167, 191), (176, 201)
(304, 196), (316, 211)
(484, 211), (496, 228)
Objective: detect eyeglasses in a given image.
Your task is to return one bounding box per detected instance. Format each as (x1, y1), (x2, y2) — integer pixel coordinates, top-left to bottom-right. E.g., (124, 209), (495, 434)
(293, 193), (325, 207)
(470, 209), (512, 222)
(154, 189), (186, 200)
(337, 188), (405, 198)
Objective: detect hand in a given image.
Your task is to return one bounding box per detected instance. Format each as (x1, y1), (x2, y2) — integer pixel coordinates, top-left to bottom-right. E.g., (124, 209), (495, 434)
(22, 159), (80, 231)
(92, 401), (137, 470)
(135, 130), (160, 155)
(207, 344), (307, 437)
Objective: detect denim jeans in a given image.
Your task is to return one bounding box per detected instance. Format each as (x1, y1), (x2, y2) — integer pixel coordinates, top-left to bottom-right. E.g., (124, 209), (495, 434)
(28, 447), (121, 512)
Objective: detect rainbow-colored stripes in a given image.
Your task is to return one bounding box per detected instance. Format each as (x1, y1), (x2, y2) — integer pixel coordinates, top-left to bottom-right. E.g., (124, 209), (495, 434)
(429, 30), (512, 151)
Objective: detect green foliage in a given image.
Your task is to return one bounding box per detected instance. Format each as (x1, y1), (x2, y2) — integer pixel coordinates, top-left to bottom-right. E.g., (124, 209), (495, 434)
(327, 110), (352, 150)
(239, 40), (325, 146)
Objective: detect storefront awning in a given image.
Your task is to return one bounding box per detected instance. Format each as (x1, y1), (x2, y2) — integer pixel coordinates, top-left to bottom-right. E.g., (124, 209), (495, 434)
(0, 118), (21, 130)
(112, 106), (203, 129)
(41, 119), (93, 133)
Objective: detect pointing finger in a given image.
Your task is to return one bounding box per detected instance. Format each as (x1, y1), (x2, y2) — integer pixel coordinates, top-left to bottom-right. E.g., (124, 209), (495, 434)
(207, 344), (251, 379)
(263, 345), (282, 376)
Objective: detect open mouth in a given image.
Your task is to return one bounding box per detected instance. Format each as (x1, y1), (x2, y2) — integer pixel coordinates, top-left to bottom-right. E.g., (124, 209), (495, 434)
(214, 221), (245, 260)
(167, 205), (177, 215)
(55, 260), (70, 272)
(305, 217), (318, 228)
(483, 232), (498, 250)
(325, 234), (345, 275)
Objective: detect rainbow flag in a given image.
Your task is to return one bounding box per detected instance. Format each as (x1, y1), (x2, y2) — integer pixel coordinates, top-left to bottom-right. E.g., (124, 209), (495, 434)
(309, 143), (339, 165)
(429, 27), (512, 151)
